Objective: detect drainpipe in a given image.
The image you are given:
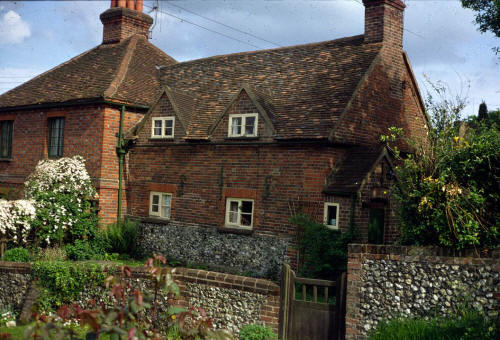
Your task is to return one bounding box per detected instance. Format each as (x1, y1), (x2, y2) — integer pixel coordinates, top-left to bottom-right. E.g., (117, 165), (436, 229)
(116, 105), (126, 227)
(348, 194), (356, 232)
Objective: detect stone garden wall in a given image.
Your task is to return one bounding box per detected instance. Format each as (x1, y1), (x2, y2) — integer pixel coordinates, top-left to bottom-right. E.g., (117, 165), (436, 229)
(138, 222), (290, 279)
(0, 261), (280, 335)
(345, 244), (500, 340)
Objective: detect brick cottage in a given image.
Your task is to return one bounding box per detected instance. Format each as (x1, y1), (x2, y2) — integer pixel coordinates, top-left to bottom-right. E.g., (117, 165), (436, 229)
(0, 0), (428, 274)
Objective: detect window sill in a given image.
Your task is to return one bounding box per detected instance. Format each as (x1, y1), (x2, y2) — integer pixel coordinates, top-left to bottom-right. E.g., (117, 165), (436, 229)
(142, 216), (171, 224)
(149, 137), (174, 142)
(217, 226), (253, 235)
(224, 136), (259, 141)
(0, 158), (12, 162)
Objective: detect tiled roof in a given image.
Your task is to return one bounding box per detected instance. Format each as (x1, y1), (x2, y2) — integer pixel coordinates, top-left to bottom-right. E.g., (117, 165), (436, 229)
(159, 35), (381, 139)
(0, 35), (176, 109)
(324, 146), (386, 195)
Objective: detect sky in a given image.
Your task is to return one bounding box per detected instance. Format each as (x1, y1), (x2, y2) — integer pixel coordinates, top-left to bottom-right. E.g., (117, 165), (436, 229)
(0, 0), (498, 117)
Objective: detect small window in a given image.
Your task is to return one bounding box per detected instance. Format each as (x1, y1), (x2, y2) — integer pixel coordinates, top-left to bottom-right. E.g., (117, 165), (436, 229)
(149, 192), (172, 219)
(151, 117), (175, 138)
(225, 198), (254, 229)
(324, 203), (339, 230)
(228, 113), (258, 137)
(0, 121), (13, 158)
(48, 117), (65, 158)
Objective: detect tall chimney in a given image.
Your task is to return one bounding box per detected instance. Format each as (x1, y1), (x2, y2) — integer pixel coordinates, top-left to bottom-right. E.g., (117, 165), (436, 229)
(100, 0), (153, 44)
(363, 0), (405, 47)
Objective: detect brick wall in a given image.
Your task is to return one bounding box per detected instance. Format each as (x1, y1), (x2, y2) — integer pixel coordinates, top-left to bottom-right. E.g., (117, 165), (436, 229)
(346, 244), (500, 339)
(0, 104), (143, 224)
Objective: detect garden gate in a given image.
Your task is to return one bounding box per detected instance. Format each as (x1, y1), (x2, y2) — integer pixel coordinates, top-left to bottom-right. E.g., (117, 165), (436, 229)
(279, 264), (346, 340)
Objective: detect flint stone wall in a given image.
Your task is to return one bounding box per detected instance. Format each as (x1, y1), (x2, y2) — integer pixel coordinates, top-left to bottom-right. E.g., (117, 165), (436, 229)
(0, 262), (31, 314)
(346, 244), (500, 340)
(138, 222), (290, 279)
(0, 262), (280, 334)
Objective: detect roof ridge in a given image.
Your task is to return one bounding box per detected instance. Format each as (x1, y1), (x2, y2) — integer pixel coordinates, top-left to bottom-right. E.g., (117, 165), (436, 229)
(162, 34), (366, 69)
(0, 45), (99, 99)
(138, 36), (177, 65)
(103, 35), (139, 99)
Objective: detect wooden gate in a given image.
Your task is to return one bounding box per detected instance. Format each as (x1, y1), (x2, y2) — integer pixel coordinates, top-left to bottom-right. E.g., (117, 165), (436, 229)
(279, 264), (346, 340)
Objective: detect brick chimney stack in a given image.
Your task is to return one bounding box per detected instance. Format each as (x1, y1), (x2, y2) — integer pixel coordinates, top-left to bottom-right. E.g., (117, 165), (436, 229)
(100, 0), (152, 44)
(363, 0), (405, 48)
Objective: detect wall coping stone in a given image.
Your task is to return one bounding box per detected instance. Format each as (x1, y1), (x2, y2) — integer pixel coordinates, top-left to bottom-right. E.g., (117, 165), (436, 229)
(348, 243), (500, 259)
(0, 261), (32, 274)
(172, 267), (280, 296)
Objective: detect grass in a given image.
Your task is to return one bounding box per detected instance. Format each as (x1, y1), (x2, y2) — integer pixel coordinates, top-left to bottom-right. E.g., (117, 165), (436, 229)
(368, 309), (500, 340)
(0, 324), (30, 338)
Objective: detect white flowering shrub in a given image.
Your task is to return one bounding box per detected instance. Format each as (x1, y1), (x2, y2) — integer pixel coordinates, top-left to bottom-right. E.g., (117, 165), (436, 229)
(0, 199), (36, 245)
(25, 156), (99, 247)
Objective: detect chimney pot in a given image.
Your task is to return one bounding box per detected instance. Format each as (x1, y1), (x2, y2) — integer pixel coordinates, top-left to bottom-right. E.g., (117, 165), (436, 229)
(111, 0), (118, 7)
(135, 0), (143, 12)
(126, 0), (135, 10)
(117, 0), (126, 8)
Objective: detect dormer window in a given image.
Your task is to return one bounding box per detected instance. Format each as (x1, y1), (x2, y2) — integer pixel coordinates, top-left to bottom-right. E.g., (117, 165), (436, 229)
(228, 113), (258, 137)
(151, 117), (175, 138)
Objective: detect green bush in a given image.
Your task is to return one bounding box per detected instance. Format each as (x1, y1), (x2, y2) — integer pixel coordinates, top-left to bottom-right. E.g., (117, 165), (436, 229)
(369, 309), (500, 340)
(104, 219), (140, 258)
(3, 247), (31, 262)
(32, 261), (105, 312)
(65, 240), (95, 261)
(239, 324), (277, 340)
(290, 214), (357, 280)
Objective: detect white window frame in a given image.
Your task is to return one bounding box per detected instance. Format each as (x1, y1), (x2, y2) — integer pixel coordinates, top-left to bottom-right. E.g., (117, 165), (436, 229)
(228, 113), (258, 137)
(151, 117), (175, 138)
(149, 192), (172, 219)
(323, 202), (340, 230)
(225, 198), (254, 229)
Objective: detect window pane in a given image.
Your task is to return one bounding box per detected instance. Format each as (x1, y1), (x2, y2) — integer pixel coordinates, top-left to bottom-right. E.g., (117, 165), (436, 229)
(327, 205), (337, 226)
(229, 211), (238, 223)
(162, 206), (171, 219)
(229, 201), (239, 213)
(245, 116), (255, 135)
(48, 117), (64, 157)
(241, 213), (252, 226)
(164, 127), (173, 136)
(231, 117), (242, 135)
(165, 119), (173, 128)
(0, 121), (12, 158)
(154, 120), (162, 127)
(152, 195), (159, 205)
(241, 201), (253, 214)
(162, 195), (171, 207)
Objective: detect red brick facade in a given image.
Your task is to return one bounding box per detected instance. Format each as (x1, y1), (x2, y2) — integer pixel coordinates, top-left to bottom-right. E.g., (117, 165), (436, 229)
(0, 104), (143, 224)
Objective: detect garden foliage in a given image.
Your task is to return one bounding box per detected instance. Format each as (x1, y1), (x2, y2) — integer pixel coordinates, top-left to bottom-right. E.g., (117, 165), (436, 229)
(25, 156), (99, 247)
(3, 247), (31, 262)
(239, 324), (278, 340)
(368, 308), (500, 340)
(381, 82), (500, 250)
(291, 214), (357, 280)
(32, 261), (106, 312)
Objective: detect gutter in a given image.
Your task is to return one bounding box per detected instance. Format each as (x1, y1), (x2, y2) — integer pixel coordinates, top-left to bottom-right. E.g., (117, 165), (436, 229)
(116, 105), (127, 226)
(0, 97), (149, 112)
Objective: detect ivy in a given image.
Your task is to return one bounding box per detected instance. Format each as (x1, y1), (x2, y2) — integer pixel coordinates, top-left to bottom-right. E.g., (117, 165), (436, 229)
(32, 261), (105, 312)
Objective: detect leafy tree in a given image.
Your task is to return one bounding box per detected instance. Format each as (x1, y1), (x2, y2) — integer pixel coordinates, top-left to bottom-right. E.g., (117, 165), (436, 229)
(478, 101), (488, 120)
(461, 0), (500, 53)
(381, 79), (500, 250)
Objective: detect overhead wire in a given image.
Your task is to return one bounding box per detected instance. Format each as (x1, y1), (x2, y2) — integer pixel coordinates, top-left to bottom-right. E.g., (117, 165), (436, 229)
(144, 4), (265, 49)
(163, 2), (282, 47)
